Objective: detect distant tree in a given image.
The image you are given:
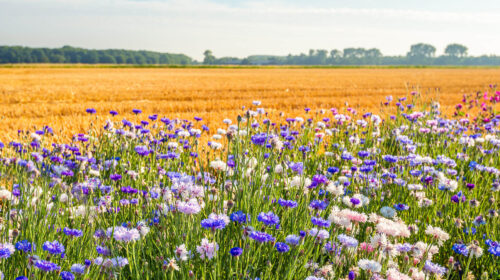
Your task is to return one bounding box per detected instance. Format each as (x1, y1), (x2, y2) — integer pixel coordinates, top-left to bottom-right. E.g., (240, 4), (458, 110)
(203, 50), (216, 65)
(82, 52), (99, 64)
(444, 43), (468, 57)
(99, 54), (116, 64)
(31, 49), (49, 63)
(315, 49), (328, 65)
(407, 43), (436, 58)
(407, 43), (436, 64)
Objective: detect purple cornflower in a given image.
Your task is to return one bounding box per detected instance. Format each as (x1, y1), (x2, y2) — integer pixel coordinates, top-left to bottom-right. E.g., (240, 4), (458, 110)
(15, 240), (33, 252)
(466, 183), (475, 190)
(85, 108), (96, 114)
(451, 191), (466, 203)
(43, 240), (65, 255)
(257, 211), (280, 226)
(132, 109), (142, 114)
(337, 234), (358, 247)
(110, 174), (122, 181)
(134, 145), (150, 156)
(200, 218), (226, 230)
(230, 211), (250, 223)
(423, 260), (447, 275)
(394, 203), (409, 211)
(275, 242), (290, 253)
(452, 243), (469, 256)
(63, 227), (83, 237)
(311, 216), (331, 228)
(230, 247), (243, 257)
(309, 200), (328, 210)
(285, 235), (300, 246)
(312, 174), (328, 185)
(278, 198), (298, 208)
(249, 231), (275, 243)
(288, 162), (304, 174)
(121, 186), (138, 194)
(35, 260), (61, 272)
(70, 263), (86, 274)
(0, 248), (11, 259)
(61, 271), (75, 280)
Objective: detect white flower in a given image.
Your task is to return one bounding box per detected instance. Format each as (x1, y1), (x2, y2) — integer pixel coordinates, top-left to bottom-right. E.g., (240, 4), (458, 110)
(467, 244), (483, 258)
(167, 142), (179, 149)
(0, 189), (12, 201)
(425, 225), (449, 244)
(274, 164), (283, 174)
(358, 259), (381, 273)
(175, 244), (189, 261)
(210, 160), (227, 171)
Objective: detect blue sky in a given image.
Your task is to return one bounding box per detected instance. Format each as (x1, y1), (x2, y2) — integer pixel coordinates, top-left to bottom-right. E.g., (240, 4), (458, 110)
(1, 0), (499, 60)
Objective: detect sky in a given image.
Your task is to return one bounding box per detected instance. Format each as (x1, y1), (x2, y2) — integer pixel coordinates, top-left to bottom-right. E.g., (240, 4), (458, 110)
(1, 0), (500, 61)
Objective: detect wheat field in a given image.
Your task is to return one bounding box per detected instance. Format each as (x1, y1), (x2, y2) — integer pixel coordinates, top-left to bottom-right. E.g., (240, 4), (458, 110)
(0, 66), (499, 141)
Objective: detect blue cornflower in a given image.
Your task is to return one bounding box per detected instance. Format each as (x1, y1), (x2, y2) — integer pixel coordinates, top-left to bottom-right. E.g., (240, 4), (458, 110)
(63, 227), (83, 237)
(327, 167), (339, 174)
(230, 211), (250, 224)
(132, 109), (142, 114)
(451, 191), (466, 203)
(288, 162), (304, 174)
(200, 218), (226, 230)
(249, 231), (275, 243)
(463, 227), (476, 235)
(70, 263), (86, 274)
(43, 240), (65, 255)
(35, 260), (61, 272)
(285, 235), (300, 246)
(60, 271), (75, 280)
(452, 243), (469, 256)
(15, 277), (29, 280)
(229, 247), (243, 257)
(257, 211), (280, 226)
(312, 174), (328, 185)
(15, 240), (33, 253)
(275, 242), (290, 253)
(0, 248), (11, 259)
(309, 200), (328, 210)
(134, 145), (150, 156)
(85, 108), (96, 114)
(423, 260), (447, 275)
(278, 198), (298, 208)
(311, 216), (330, 228)
(251, 133), (268, 145)
(394, 203), (409, 211)
(358, 150), (370, 158)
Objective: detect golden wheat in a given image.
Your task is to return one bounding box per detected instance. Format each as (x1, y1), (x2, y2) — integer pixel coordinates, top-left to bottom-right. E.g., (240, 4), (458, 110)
(0, 67), (498, 141)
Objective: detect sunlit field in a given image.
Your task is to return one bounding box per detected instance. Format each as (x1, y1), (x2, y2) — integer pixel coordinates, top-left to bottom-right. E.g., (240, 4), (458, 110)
(0, 66), (499, 279)
(1, 66), (499, 141)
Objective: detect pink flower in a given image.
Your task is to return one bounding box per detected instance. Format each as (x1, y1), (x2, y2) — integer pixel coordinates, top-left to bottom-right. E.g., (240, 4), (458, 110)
(196, 238), (218, 260)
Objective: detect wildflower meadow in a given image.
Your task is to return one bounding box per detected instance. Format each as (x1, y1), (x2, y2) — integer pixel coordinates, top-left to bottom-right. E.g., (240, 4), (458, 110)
(0, 88), (499, 280)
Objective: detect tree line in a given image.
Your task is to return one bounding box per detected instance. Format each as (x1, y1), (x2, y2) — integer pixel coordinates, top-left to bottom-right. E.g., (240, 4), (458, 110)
(203, 43), (500, 66)
(0, 46), (192, 64)
(1, 43), (499, 65)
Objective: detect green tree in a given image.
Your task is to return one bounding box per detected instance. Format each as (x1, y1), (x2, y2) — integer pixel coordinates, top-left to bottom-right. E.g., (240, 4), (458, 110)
(444, 43), (468, 57)
(407, 43), (436, 64)
(203, 50), (216, 65)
